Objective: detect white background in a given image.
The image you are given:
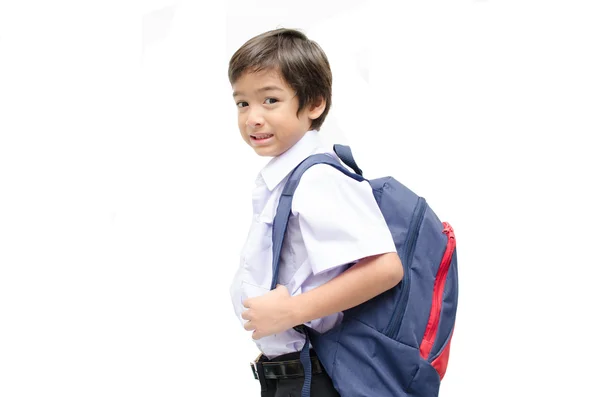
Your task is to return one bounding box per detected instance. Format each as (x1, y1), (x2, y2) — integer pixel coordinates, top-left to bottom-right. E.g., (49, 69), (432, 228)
(1, 0), (598, 396)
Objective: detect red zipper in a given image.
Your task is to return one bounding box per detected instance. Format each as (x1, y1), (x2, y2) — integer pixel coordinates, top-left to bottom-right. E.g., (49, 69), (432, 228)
(419, 222), (456, 359)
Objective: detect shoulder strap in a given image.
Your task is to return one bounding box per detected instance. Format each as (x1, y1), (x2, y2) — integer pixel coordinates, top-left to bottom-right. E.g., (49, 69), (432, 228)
(270, 150), (365, 397)
(270, 153), (365, 289)
(333, 144), (363, 176)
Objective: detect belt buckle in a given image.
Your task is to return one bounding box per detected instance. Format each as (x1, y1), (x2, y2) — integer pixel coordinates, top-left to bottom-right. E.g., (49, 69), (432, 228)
(250, 362), (258, 380)
(250, 353), (262, 380)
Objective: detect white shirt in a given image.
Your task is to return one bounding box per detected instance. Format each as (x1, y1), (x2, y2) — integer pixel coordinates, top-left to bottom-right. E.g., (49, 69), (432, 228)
(230, 130), (396, 359)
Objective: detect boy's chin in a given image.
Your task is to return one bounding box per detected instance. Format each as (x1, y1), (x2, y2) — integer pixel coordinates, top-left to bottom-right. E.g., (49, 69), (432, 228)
(252, 146), (283, 157)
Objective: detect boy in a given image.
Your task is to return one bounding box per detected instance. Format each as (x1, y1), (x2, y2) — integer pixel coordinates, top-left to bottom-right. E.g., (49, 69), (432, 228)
(228, 28), (403, 396)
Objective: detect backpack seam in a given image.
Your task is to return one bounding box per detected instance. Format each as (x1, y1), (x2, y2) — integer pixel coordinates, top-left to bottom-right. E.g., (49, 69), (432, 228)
(329, 316), (344, 383)
(350, 316), (419, 350)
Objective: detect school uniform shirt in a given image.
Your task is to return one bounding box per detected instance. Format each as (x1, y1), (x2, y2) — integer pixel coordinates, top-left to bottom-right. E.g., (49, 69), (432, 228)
(230, 130), (397, 359)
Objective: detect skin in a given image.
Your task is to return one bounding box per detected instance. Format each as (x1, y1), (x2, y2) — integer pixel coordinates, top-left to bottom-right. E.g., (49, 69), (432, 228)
(232, 68), (325, 157)
(232, 68), (404, 340)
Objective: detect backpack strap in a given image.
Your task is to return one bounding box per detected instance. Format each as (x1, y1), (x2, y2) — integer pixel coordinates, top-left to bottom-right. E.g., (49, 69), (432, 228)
(270, 152), (365, 397)
(333, 144), (363, 176)
(271, 153), (364, 289)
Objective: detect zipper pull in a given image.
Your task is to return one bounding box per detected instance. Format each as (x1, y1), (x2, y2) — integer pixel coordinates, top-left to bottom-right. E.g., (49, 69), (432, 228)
(442, 222), (455, 239)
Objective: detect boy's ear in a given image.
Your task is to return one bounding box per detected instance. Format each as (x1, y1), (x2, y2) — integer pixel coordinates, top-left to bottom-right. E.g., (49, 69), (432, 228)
(308, 97), (326, 120)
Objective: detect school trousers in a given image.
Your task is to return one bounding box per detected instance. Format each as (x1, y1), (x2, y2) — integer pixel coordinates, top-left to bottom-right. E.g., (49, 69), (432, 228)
(251, 349), (340, 397)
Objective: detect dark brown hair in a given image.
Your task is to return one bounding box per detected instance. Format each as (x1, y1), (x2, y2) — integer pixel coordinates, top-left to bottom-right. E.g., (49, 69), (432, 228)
(228, 28), (332, 131)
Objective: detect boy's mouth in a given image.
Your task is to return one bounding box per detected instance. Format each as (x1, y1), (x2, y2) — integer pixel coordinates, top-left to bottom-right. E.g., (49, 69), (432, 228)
(250, 133), (274, 141)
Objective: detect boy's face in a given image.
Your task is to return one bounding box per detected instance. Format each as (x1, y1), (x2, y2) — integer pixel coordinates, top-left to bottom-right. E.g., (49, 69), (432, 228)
(232, 69), (324, 157)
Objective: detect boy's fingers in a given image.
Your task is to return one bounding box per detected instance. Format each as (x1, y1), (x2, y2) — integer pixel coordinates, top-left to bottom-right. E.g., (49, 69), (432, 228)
(243, 321), (254, 331)
(241, 310), (249, 320)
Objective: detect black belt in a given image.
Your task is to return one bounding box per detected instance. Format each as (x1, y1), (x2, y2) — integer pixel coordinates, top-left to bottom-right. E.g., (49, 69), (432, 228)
(251, 353), (324, 380)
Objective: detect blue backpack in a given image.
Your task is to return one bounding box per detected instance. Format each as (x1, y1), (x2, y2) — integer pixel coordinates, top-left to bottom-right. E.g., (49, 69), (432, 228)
(270, 145), (458, 397)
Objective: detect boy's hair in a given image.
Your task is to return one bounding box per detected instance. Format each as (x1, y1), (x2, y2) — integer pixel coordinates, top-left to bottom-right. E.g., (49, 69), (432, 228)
(228, 28), (332, 131)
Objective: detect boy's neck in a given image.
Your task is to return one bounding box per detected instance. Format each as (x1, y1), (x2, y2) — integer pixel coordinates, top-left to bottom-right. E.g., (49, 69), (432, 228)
(260, 129), (321, 190)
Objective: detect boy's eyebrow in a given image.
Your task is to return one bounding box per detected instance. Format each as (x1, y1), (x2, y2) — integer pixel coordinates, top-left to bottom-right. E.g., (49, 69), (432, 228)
(232, 86), (285, 98)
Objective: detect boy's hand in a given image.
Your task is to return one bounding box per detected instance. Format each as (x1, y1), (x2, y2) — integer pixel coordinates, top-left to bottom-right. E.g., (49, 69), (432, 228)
(242, 284), (296, 340)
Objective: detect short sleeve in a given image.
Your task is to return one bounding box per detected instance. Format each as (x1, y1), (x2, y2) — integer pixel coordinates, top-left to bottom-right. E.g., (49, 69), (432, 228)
(291, 164), (397, 275)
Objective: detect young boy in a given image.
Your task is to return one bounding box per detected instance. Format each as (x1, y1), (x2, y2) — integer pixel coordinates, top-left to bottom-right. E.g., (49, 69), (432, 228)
(228, 28), (403, 396)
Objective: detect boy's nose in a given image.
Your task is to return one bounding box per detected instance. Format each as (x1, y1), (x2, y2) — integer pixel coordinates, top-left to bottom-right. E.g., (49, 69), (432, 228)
(246, 118), (263, 128)
(245, 108), (265, 128)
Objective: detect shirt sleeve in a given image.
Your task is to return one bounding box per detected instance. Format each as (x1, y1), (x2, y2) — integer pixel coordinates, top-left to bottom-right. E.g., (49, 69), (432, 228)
(291, 164), (397, 276)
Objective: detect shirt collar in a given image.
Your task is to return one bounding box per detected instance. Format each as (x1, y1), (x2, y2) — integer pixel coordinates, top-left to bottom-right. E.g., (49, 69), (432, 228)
(259, 130), (322, 191)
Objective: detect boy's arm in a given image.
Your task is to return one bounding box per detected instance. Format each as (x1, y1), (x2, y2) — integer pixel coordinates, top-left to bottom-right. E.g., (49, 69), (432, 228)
(242, 251), (403, 340)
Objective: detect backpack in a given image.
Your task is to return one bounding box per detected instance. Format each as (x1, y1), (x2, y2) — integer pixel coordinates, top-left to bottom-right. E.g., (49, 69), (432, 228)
(270, 144), (458, 397)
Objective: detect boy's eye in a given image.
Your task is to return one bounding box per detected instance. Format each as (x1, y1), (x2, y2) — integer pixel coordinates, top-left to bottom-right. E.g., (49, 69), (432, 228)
(236, 101), (248, 108)
(265, 98), (278, 105)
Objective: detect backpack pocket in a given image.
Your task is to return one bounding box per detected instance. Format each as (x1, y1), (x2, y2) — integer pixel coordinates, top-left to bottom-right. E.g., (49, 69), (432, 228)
(328, 318), (422, 397)
(384, 197), (427, 339)
(407, 358), (443, 397)
(418, 222), (458, 379)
